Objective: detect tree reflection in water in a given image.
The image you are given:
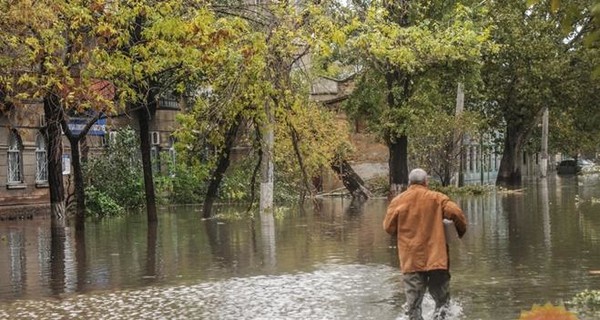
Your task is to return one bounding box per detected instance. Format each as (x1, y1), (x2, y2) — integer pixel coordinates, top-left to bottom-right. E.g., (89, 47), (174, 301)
(1, 176), (600, 319)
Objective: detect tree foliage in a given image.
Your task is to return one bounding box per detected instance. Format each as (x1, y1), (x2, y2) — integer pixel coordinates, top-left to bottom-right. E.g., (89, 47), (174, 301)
(84, 127), (145, 211)
(174, 0), (352, 210)
(337, 0), (491, 190)
(0, 0), (119, 219)
(0, 0), (115, 112)
(1, 0), (599, 214)
(480, 0), (598, 184)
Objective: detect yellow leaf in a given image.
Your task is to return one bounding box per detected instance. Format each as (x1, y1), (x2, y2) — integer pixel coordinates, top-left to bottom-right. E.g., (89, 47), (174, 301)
(331, 30), (346, 45)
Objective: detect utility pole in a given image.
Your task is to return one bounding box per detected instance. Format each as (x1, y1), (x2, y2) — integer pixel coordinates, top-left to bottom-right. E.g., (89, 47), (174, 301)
(540, 107), (549, 178)
(454, 82), (465, 187)
(260, 101), (275, 214)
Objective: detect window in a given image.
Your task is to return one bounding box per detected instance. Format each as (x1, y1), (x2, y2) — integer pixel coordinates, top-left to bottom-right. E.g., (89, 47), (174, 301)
(7, 131), (23, 184)
(168, 136), (176, 176)
(62, 154), (71, 175)
(35, 134), (48, 183)
(150, 131), (160, 145)
(151, 146), (161, 172)
(168, 136), (176, 164)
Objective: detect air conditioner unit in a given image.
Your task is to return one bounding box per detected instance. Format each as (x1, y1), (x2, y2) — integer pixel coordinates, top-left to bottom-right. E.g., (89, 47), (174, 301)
(151, 131), (160, 145)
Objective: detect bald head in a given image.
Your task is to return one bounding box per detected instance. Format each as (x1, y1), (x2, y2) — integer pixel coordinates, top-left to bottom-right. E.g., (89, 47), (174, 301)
(408, 168), (428, 186)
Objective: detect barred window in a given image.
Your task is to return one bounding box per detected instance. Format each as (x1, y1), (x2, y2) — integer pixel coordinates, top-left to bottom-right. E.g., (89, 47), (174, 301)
(151, 145), (161, 172)
(7, 131), (23, 184)
(168, 136), (176, 164)
(35, 134), (48, 183)
(168, 136), (176, 177)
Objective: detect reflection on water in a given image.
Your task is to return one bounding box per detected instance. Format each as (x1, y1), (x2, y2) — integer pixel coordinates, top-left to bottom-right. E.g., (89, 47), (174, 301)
(0, 264), (402, 320)
(1, 176), (600, 319)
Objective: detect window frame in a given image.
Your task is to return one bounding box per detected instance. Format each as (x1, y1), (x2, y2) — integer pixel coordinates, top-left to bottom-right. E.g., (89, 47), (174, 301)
(7, 131), (24, 185)
(35, 133), (48, 184)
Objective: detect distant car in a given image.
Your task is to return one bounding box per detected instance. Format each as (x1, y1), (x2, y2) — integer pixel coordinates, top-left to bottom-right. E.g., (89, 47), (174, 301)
(578, 159), (594, 167)
(557, 159), (595, 174)
(578, 159), (596, 173)
(557, 159), (580, 174)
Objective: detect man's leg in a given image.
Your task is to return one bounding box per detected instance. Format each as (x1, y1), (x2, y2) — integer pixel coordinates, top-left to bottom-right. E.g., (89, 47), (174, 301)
(427, 270), (451, 320)
(403, 272), (427, 320)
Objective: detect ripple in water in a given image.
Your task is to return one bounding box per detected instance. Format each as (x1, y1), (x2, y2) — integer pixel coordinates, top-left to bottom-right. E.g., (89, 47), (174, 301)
(0, 264), (464, 320)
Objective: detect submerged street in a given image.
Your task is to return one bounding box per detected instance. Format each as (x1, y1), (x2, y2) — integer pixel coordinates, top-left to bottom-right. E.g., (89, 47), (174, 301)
(1, 175), (600, 319)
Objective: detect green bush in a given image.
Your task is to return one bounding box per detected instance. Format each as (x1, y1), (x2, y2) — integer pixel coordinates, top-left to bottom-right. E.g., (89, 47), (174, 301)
(430, 181), (492, 195)
(365, 176), (390, 197)
(219, 155), (302, 205)
(84, 127), (145, 212)
(169, 163), (207, 204)
(154, 150), (314, 207)
(570, 289), (600, 309)
(85, 186), (125, 218)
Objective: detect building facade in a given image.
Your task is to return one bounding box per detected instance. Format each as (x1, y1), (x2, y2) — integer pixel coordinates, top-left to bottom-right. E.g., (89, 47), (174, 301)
(0, 99), (180, 216)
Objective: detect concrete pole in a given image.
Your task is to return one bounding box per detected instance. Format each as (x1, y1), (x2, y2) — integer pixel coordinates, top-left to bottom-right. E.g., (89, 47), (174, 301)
(540, 107), (549, 178)
(454, 82), (464, 187)
(260, 101), (275, 214)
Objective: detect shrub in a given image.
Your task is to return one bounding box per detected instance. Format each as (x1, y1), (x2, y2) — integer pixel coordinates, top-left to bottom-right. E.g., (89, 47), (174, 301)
(365, 175), (389, 197)
(84, 127), (145, 212)
(430, 182), (492, 195)
(570, 289), (600, 310)
(169, 163), (208, 204)
(85, 186), (125, 218)
(219, 155), (302, 205)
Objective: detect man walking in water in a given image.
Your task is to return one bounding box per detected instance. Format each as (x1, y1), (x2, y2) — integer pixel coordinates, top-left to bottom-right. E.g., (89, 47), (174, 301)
(383, 168), (467, 320)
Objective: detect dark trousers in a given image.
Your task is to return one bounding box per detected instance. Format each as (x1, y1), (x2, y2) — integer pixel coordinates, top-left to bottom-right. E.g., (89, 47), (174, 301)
(403, 270), (451, 320)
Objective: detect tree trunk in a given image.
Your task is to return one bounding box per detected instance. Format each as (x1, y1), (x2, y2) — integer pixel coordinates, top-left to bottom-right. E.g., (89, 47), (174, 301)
(145, 221), (158, 281)
(496, 124), (526, 186)
(440, 151), (453, 187)
(44, 93), (66, 219)
(50, 217), (67, 295)
(138, 107), (158, 223)
(75, 225), (87, 291)
(69, 136), (86, 231)
(260, 102), (275, 214)
(128, 13), (157, 223)
(385, 70), (410, 198)
(63, 114), (102, 231)
(203, 116), (242, 218)
(260, 211), (277, 270)
(330, 157), (371, 199)
(388, 135), (409, 197)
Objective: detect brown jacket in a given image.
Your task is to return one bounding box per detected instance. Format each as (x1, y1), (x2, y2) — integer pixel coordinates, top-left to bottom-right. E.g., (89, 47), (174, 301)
(383, 184), (467, 273)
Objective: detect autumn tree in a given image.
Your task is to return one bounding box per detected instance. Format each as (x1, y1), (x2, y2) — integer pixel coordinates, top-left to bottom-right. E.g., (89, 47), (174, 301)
(480, 0), (596, 185)
(548, 35), (600, 158)
(175, 0), (352, 216)
(0, 0), (115, 224)
(340, 1), (490, 194)
(92, 0), (242, 222)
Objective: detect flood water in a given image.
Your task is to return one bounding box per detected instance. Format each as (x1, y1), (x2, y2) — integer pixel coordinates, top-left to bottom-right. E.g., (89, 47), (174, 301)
(1, 175), (600, 319)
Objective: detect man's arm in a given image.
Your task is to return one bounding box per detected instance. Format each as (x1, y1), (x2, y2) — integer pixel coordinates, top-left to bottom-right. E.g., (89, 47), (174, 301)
(442, 199), (467, 238)
(383, 201), (399, 235)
